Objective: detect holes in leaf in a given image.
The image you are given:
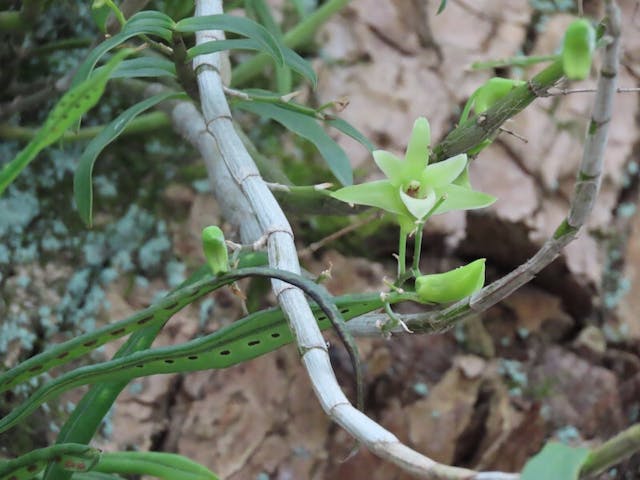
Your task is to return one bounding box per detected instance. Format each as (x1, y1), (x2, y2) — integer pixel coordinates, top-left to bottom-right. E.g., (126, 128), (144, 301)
(83, 340), (98, 347)
(187, 355), (199, 360)
(137, 315), (153, 325)
(271, 332), (281, 338)
(248, 340), (260, 346)
(164, 359), (175, 364)
(220, 350), (231, 356)
(340, 308), (350, 314)
(111, 328), (126, 336)
(136, 364), (144, 368)
(28, 365), (43, 372)
(164, 301), (179, 311)
(57, 352), (70, 359)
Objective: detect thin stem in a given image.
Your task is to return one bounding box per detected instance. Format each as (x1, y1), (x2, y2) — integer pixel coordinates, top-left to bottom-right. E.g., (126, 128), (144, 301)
(470, 54), (557, 70)
(0, 111), (171, 142)
(397, 226), (408, 278)
(580, 423), (640, 477)
(412, 221), (425, 276)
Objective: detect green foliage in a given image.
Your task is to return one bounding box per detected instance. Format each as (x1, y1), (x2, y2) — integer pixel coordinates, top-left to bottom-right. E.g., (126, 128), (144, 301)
(0, 49), (133, 195)
(237, 101), (354, 185)
(94, 451), (218, 480)
(74, 91), (184, 227)
(521, 442), (590, 480)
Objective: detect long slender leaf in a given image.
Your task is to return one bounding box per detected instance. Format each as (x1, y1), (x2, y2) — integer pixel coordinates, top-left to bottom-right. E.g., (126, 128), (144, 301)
(237, 101), (353, 186)
(174, 14), (284, 66)
(186, 38), (263, 60)
(0, 49), (133, 196)
(327, 117), (374, 152)
(74, 91), (183, 227)
(94, 451), (218, 480)
(247, 0), (292, 92)
(281, 46), (316, 88)
(108, 57), (176, 78)
(72, 11), (174, 86)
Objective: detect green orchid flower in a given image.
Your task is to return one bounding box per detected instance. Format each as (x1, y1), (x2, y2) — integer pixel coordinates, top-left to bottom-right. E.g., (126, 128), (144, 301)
(331, 117), (496, 231)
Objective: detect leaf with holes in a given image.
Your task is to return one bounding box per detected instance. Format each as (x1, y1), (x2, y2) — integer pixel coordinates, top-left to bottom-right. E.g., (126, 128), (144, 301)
(0, 49), (133, 196)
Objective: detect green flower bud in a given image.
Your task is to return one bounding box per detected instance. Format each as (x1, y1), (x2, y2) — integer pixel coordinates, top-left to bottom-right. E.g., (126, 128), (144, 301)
(415, 259), (485, 303)
(562, 19), (595, 81)
(202, 226), (229, 274)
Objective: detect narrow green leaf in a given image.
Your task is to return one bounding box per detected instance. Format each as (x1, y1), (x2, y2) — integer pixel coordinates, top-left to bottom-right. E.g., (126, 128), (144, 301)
(174, 14), (284, 66)
(71, 473), (124, 480)
(72, 11), (174, 86)
(237, 101), (353, 185)
(246, 0), (293, 92)
(0, 49), (133, 196)
(95, 451), (218, 480)
(74, 91), (182, 226)
(327, 118), (375, 152)
(281, 46), (317, 88)
(521, 442), (591, 480)
(437, 0), (447, 14)
(186, 38), (263, 60)
(108, 57), (176, 79)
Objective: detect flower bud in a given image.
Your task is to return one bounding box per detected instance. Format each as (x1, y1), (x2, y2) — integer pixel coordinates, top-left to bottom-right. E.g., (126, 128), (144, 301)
(202, 226), (229, 274)
(562, 19), (595, 80)
(416, 259), (485, 303)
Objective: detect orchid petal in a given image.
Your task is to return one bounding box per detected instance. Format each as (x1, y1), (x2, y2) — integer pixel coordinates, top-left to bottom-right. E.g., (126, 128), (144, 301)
(421, 153), (468, 188)
(405, 117), (431, 175)
(433, 183), (496, 215)
(331, 180), (407, 215)
(372, 150), (404, 186)
(400, 187), (436, 220)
